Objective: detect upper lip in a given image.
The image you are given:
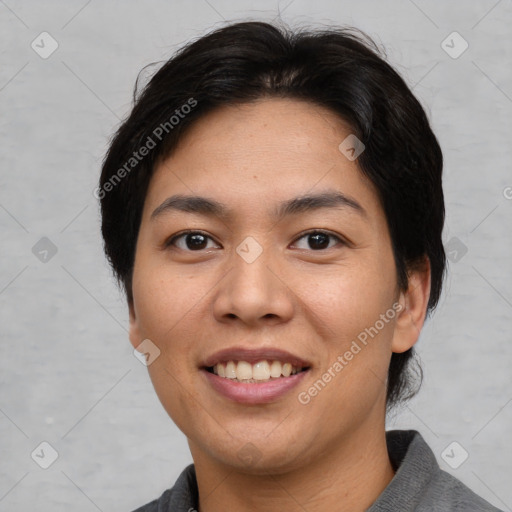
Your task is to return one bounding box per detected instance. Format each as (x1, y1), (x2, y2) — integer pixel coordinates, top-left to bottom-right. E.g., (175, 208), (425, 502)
(202, 347), (312, 368)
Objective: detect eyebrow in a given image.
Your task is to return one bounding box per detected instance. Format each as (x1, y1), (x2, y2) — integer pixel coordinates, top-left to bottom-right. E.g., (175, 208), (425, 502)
(150, 191), (367, 222)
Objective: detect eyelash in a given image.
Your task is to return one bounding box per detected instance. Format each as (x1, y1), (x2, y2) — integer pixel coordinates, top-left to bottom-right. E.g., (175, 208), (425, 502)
(165, 229), (346, 252)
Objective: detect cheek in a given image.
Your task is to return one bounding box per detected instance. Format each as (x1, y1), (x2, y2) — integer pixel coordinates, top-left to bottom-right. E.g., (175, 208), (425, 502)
(297, 258), (396, 400)
(132, 264), (206, 430)
(131, 269), (199, 419)
(132, 257), (205, 343)
(299, 257), (396, 342)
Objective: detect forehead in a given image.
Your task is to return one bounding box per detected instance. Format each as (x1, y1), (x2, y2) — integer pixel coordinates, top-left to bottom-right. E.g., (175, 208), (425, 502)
(145, 98), (380, 222)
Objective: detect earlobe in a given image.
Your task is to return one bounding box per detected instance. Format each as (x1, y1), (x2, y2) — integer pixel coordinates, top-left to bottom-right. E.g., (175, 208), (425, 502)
(128, 299), (143, 350)
(391, 258), (431, 354)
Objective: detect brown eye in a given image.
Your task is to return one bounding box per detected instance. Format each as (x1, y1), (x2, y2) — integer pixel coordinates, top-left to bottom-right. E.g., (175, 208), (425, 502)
(293, 230), (344, 251)
(166, 231), (219, 251)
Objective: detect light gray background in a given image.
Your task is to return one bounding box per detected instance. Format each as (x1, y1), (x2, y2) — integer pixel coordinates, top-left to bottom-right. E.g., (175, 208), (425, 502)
(1, 1), (511, 511)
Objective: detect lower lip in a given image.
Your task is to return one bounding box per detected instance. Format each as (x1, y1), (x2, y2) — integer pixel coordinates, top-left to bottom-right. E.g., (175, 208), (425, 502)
(201, 369), (309, 404)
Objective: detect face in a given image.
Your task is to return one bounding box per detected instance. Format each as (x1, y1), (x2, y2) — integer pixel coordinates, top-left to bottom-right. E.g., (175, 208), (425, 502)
(129, 98), (426, 473)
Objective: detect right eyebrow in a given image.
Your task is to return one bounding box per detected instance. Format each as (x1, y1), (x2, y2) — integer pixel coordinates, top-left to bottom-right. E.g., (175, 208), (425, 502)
(150, 190), (368, 223)
(151, 195), (230, 221)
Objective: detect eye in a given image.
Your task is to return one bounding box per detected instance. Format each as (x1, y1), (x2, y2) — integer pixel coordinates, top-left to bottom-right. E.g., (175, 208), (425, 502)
(166, 230), (220, 251)
(165, 229), (346, 252)
(292, 230), (345, 251)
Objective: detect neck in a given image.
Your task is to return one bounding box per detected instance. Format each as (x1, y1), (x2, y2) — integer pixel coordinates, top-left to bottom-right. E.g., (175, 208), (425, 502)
(191, 419), (395, 512)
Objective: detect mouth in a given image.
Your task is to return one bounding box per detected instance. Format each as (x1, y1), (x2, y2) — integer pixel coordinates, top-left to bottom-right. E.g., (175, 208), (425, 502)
(204, 360), (309, 383)
(200, 347), (312, 404)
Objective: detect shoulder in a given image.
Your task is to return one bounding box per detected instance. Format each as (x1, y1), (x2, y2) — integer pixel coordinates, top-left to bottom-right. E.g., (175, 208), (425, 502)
(369, 430), (503, 512)
(129, 464), (198, 512)
(418, 466), (503, 512)
(130, 488), (173, 512)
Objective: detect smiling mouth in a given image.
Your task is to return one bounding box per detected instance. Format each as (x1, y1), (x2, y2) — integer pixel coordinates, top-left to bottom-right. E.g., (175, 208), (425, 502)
(205, 360), (310, 383)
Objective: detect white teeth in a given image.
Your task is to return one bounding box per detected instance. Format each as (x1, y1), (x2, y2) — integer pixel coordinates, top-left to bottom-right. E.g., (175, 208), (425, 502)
(270, 360), (282, 378)
(212, 360), (303, 381)
(225, 361), (237, 379)
(282, 363), (292, 377)
(252, 361), (270, 380)
(236, 361), (252, 380)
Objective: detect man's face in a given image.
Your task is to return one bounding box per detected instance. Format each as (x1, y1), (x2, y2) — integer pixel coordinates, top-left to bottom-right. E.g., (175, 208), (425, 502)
(129, 98), (412, 472)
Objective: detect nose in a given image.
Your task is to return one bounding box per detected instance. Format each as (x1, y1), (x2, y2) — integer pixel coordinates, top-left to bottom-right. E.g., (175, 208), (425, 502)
(212, 240), (295, 327)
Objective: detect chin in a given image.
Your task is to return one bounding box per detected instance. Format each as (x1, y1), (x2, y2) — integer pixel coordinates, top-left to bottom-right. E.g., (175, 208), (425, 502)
(203, 435), (311, 475)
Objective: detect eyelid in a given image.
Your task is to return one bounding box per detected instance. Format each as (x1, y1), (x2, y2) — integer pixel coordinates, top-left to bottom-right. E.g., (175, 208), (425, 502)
(165, 229), (221, 249)
(291, 229), (347, 249)
(165, 229), (347, 251)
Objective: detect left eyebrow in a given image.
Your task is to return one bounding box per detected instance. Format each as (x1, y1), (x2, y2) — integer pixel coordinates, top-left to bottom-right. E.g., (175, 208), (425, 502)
(150, 190), (368, 222)
(275, 191), (367, 221)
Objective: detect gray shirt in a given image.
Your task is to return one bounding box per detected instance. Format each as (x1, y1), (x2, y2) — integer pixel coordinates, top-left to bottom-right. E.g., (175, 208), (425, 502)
(132, 429), (503, 511)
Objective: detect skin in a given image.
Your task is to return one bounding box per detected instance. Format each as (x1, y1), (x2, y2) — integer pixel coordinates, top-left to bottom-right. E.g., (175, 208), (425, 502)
(128, 98), (431, 512)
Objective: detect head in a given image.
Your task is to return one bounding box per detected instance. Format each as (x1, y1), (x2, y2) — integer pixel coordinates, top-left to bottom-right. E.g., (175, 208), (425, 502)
(99, 21), (445, 470)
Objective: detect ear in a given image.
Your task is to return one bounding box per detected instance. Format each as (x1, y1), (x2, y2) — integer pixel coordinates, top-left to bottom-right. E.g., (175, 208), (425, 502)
(391, 257), (431, 354)
(128, 299), (143, 350)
